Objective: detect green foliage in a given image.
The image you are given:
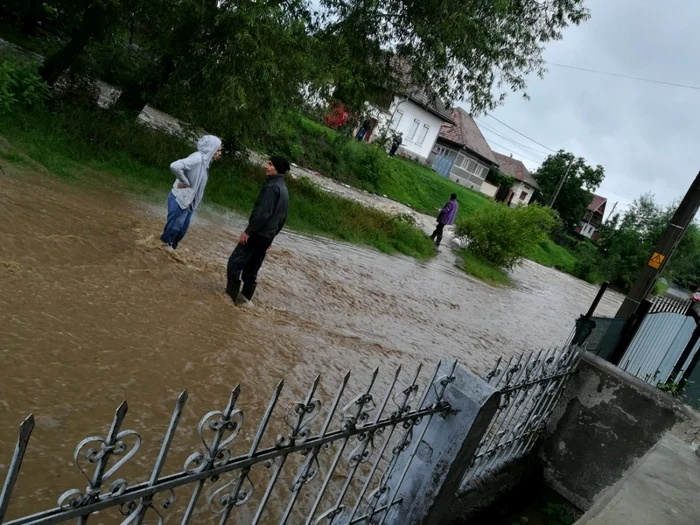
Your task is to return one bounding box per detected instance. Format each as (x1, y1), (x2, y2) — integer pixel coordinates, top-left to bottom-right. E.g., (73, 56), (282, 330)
(542, 502), (576, 525)
(0, 0), (591, 140)
(314, 0), (590, 112)
(534, 150), (605, 232)
(657, 374), (690, 399)
(653, 279), (670, 297)
(0, 104), (435, 258)
(486, 167), (514, 191)
(0, 54), (48, 111)
(454, 202), (559, 270)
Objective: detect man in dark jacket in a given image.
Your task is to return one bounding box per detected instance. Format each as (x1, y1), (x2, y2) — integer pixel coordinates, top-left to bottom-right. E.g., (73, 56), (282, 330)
(226, 156), (290, 307)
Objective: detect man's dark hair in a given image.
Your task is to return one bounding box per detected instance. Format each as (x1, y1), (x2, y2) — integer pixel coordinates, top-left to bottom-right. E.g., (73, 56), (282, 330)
(450, 193), (457, 200)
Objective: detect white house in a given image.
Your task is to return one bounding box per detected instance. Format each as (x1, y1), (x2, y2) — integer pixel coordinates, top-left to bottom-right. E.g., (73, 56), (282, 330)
(357, 60), (454, 163)
(492, 152), (540, 207)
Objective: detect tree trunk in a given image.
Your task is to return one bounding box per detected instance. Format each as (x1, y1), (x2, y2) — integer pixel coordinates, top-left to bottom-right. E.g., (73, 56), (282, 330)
(39, 3), (107, 86)
(21, 0), (44, 36)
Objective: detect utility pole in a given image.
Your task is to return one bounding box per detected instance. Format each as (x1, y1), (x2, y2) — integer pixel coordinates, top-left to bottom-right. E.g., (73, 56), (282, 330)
(615, 170), (700, 318)
(605, 201), (618, 223)
(549, 158), (575, 207)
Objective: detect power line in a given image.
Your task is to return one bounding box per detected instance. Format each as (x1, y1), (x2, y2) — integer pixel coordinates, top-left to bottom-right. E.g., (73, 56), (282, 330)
(475, 119), (549, 157)
(547, 61), (700, 92)
(486, 115), (557, 153)
(483, 138), (544, 165)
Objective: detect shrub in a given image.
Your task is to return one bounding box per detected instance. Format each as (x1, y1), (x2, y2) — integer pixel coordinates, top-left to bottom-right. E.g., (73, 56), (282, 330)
(454, 202), (559, 270)
(0, 55), (48, 112)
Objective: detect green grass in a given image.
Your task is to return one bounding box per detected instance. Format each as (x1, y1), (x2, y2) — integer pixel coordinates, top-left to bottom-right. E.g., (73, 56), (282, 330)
(0, 104), (436, 259)
(456, 250), (512, 286)
(257, 114), (491, 221)
(527, 239), (579, 274)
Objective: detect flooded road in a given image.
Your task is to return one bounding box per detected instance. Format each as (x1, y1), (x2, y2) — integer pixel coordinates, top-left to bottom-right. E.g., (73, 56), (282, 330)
(0, 168), (623, 522)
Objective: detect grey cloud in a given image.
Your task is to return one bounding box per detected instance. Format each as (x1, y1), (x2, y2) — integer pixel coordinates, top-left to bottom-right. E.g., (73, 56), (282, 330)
(467, 0), (700, 214)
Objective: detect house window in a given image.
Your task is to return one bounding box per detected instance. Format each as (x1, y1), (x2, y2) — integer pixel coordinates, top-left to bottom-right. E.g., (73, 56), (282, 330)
(416, 124), (430, 146)
(407, 119), (420, 141)
(519, 191), (528, 201)
(455, 154), (488, 182)
(434, 145), (450, 157)
(392, 109), (404, 129)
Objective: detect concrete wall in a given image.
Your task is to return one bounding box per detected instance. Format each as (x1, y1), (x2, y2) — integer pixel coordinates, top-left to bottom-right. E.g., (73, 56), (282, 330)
(480, 181), (498, 199)
(539, 352), (700, 511)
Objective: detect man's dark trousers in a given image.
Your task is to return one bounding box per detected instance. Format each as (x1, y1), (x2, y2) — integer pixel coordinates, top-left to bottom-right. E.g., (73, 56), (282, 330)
(227, 234), (274, 285)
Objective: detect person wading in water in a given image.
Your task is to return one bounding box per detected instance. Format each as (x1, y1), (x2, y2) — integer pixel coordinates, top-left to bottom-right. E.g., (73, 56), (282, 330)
(226, 156), (290, 308)
(431, 193), (459, 247)
(161, 135), (222, 249)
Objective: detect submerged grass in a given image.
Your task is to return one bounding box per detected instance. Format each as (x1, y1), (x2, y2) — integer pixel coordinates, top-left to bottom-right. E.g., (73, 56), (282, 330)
(0, 105), (436, 259)
(456, 250), (512, 286)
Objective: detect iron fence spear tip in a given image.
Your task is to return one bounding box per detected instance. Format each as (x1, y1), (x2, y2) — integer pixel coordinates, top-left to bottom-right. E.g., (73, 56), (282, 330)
(116, 400), (128, 418)
(20, 414), (35, 435)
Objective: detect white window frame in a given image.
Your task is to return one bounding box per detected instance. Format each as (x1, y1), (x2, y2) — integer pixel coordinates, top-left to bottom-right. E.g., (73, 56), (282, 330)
(407, 119), (420, 141)
(392, 109), (404, 129)
(416, 124), (430, 146)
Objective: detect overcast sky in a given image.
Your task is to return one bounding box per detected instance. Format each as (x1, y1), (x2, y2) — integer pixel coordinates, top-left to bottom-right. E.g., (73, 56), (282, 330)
(458, 0), (700, 217)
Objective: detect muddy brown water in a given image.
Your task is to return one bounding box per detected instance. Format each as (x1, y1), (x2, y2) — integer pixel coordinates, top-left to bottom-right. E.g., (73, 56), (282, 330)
(0, 170), (623, 523)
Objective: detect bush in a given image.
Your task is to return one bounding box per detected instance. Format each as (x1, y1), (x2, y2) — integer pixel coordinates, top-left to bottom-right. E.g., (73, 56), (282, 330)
(0, 54), (48, 111)
(454, 202), (559, 270)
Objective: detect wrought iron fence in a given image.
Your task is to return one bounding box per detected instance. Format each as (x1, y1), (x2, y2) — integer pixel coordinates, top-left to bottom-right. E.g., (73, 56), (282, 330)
(0, 362), (458, 525)
(461, 345), (582, 490)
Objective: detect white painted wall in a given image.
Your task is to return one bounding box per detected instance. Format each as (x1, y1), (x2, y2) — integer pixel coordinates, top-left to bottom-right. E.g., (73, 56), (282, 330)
(579, 221), (596, 238)
(509, 181), (535, 207)
(384, 97), (444, 161)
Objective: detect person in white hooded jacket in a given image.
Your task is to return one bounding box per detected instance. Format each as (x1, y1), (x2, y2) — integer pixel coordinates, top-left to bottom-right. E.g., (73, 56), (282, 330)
(160, 135), (222, 249)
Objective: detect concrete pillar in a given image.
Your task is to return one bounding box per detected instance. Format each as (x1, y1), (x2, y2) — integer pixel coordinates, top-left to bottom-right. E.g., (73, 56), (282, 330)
(381, 363), (500, 525)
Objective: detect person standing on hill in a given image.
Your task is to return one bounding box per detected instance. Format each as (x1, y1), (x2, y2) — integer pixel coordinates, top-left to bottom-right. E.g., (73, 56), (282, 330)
(431, 193), (459, 247)
(389, 132), (402, 156)
(161, 135), (222, 249)
(226, 156), (290, 308)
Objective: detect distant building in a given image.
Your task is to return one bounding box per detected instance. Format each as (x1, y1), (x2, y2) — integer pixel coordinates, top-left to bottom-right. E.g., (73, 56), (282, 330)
(429, 107), (499, 192)
(576, 194), (607, 240)
(492, 152), (539, 207)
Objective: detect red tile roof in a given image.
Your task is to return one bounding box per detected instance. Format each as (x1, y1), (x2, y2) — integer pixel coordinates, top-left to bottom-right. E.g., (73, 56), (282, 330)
(588, 194), (607, 214)
(492, 151), (540, 190)
(438, 108), (497, 165)
(390, 57), (454, 123)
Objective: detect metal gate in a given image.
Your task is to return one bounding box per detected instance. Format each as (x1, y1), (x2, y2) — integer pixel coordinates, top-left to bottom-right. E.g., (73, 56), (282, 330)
(0, 364), (455, 525)
(432, 153), (454, 178)
(461, 345), (583, 490)
(618, 296), (699, 385)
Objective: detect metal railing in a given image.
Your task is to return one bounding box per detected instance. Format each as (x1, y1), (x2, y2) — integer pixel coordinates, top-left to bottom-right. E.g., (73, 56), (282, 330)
(0, 362), (457, 525)
(461, 345), (582, 490)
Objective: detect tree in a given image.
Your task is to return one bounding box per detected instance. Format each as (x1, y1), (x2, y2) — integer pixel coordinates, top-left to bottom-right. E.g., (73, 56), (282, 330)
(38, 0), (120, 85)
(534, 150), (605, 232)
(312, 0), (591, 112)
(575, 193), (700, 293)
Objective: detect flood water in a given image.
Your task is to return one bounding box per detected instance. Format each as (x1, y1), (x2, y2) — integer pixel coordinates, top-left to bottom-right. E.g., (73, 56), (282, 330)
(0, 170), (623, 523)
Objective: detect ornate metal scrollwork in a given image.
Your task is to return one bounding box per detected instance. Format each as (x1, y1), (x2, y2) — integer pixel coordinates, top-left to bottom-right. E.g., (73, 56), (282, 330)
(57, 402), (141, 511)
